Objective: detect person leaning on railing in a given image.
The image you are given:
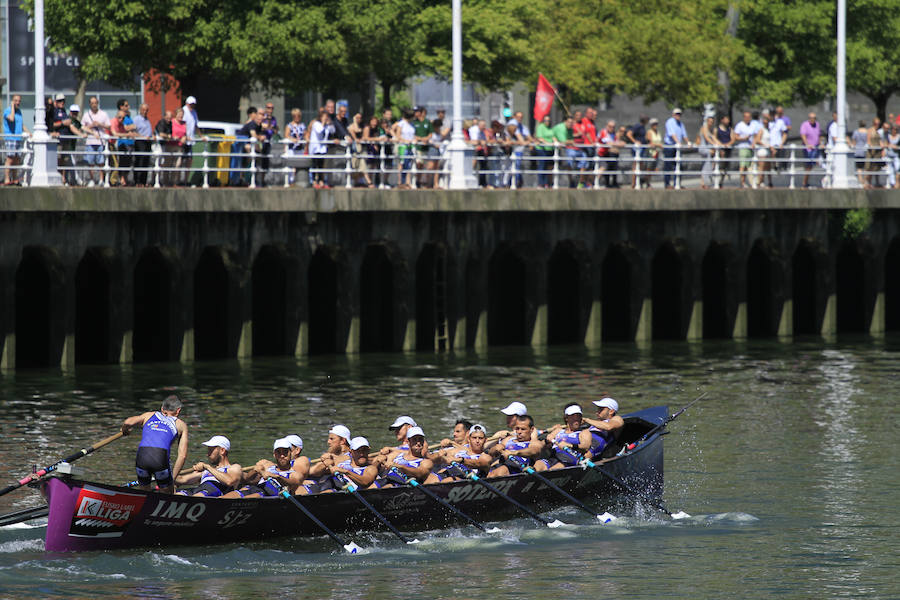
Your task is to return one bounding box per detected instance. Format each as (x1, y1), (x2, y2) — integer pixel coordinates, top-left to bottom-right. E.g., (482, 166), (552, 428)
(132, 103), (153, 187)
(81, 96), (110, 187)
(362, 115), (387, 188)
(3, 94), (28, 186)
(60, 104), (85, 186)
(534, 114), (554, 189)
(155, 111), (176, 187)
(171, 108), (188, 185)
(284, 108), (306, 187)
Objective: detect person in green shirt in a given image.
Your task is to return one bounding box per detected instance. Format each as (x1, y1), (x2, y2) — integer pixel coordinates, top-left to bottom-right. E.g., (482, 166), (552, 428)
(534, 114), (555, 188)
(552, 117), (576, 187)
(412, 106), (434, 186)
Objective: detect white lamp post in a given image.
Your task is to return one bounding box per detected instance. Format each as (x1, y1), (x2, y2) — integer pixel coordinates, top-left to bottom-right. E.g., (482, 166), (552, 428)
(830, 0), (852, 188)
(447, 0), (476, 189)
(29, 0), (62, 186)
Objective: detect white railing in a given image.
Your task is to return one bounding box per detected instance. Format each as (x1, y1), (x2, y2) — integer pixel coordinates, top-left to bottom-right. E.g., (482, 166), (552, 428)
(3, 132), (898, 190)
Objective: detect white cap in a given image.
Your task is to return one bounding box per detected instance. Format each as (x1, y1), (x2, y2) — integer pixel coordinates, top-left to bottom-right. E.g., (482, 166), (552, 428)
(405, 426), (425, 439)
(69, 104), (80, 113)
(186, 95), (197, 105)
(329, 425), (351, 441)
(500, 401), (527, 416)
(593, 397), (619, 412)
(349, 436), (370, 451)
(273, 437), (292, 450)
(389, 416), (417, 430)
(55, 93), (65, 101)
(201, 435), (230, 451)
(284, 434), (303, 449)
(468, 424), (487, 435)
(673, 107), (683, 114)
(564, 405), (583, 416)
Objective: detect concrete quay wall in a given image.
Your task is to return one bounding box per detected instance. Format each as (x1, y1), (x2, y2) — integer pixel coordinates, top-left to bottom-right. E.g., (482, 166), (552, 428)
(1, 187), (899, 369)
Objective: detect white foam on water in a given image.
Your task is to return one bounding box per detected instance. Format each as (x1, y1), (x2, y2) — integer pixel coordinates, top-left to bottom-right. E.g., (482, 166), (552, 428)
(162, 554), (197, 566)
(0, 538), (43, 553)
(0, 520), (46, 530)
(699, 511), (759, 524)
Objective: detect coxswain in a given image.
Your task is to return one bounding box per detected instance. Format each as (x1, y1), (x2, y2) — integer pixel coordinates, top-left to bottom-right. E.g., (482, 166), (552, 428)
(581, 397), (625, 459)
(534, 404), (593, 471)
(174, 435), (242, 496)
(434, 424), (493, 480)
(379, 415), (417, 455)
(487, 414), (544, 477)
(121, 393), (189, 494)
(371, 426), (434, 487)
(305, 425), (352, 481)
(298, 436), (379, 494)
(224, 438), (301, 498)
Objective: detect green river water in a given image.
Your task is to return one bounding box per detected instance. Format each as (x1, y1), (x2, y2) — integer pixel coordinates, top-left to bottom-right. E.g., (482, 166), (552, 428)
(0, 337), (897, 599)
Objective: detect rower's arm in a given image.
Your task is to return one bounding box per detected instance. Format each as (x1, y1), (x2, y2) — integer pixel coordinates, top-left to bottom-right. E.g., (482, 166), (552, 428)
(171, 421), (189, 479)
(291, 456), (310, 481)
(395, 458), (434, 480)
(121, 411), (151, 435)
(174, 468), (201, 486)
(207, 464), (243, 489)
(462, 453), (493, 470)
(582, 415), (624, 431)
(511, 440), (544, 459)
(334, 464), (378, 488)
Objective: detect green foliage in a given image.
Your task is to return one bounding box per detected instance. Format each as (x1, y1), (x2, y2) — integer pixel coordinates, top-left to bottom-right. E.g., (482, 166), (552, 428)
(842, 208), (873, 240)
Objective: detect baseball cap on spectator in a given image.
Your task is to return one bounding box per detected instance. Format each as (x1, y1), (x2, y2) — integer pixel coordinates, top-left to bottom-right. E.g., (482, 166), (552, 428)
(55, 93), (65, 101)
(672, 107), (683, 114)
(349, 436), (370, 451)
(413, 105), (423, 112)
(329, 425), (351, 441)
(500, 401), (528, 416)
(649, 118), (659, 125)
(201, 435), (231, 451)
(69, 104), (80, 113)
(592, 397), (619, 412)
(186, 96), (197, 105)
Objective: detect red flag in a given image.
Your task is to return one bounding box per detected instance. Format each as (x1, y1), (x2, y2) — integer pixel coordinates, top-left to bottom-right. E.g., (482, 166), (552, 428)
(534, 73), (555, 122)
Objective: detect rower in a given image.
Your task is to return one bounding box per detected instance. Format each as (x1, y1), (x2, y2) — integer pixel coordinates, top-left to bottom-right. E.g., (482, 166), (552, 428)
(256, 433), (310, 482)
(380, 415), (417, 455)
(121, 394), (189, 494)
(223, 438), (301, 498)
(439, 418), (472, 449)
(434, 424), (492, 480)
(582, 398), (625, 459)
(305, 425), (352, 480)
(491, 401), (527, 441)
(371, 426), (434, 487)
(534, 404), (593, 471)
(487, 414), (544, 478)
(174, 435), (242, 497)
(298, 436), (379, 495)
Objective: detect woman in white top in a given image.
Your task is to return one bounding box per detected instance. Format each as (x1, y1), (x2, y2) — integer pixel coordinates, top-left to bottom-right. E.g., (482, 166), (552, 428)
(754, 112), (773, 188)
(309, 109), (331, 189)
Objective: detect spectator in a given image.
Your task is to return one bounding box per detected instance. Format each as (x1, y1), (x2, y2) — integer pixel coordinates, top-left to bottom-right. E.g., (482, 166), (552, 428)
(774, 105), (792, 172)
(309, 108), (333, 189)
(626, 115), (649, 188)
(363, 115), (387, 187)
(171, 108), (187, 184)
(469, 118), (489, 187)
(607, 124), (627, 188)
(502, 121), (525, 188)
(347, 112), (373, 188)
(534, 114), (554, 188)
(733, 111), (755, 188)
(50, 93), (69, 139)
(487, 120), (505, 188)
(581, 108), (598, 188)
(755, 112), (774, 188)
(715, 115), (734, 186)
(866, 117), (885, 188)
(696, 114), (717, 189)
(284, 108), (306, 186)
(552, 116), (576, 188)
(767, 110), (788, 187)
(392, 109), (416, 189)
(229, 107), (263, 187)
(182, 96), (199, 184)
(426, 118), (445, 189)
(259, 101), (278, 186)
(663, 108), (691, 189)
(412, 106), (433, 187)
(155, 110), (176, 186)
(799, 112), (822, 189)
(60, 104), (84, 186)
(570, 110), (588, 188)
(44, 96), (56, 134)
(885, 124), (900, 189)
(646, 117), (663, 186)
(80, 96), (110, 186)
(110, 99), (136, 186)
(597, 119), (616, 188)
(507, 110), (533, 186)
(132, 103), (153, 187)
(3, 94), (28, 186)
(851, 119), (868, 188)
(380, 108), (395, 186)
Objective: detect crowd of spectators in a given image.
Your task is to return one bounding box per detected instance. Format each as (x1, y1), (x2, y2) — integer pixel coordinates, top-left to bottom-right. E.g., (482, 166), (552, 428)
(4, 93), (900, 189)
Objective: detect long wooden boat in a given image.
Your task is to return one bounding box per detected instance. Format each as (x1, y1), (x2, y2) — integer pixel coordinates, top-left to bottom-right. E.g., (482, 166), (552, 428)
(41, 405), (668, 552)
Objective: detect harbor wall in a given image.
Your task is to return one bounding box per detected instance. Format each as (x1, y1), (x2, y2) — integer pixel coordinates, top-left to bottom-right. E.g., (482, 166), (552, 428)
(1, 188), (899, 369)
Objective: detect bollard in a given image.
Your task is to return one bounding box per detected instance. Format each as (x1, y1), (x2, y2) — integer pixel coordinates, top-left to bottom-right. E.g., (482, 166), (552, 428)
(201, 149), (210, 189)
(674, 144), (682, 190)
(102, 143), (111, 187)
(249, 144), (257, 189)
(282, 142), (291, 187)
(152, 142), (162, 188)
(788, 144), (796, 189)
(552, 142), (560, 190)
(344, 143), (353, 189)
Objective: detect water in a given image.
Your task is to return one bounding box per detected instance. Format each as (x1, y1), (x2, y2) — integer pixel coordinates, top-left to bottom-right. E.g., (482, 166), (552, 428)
(1, 338), (898, 599)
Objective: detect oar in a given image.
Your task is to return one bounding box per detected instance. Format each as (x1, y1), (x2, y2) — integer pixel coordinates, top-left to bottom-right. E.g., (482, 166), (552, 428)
(0, 505), (49, 527)
(634, 392), (707, 446)
(445, 462), (566, 528)
(579, 456), (690, 519)
(383, 468), (497, 533)
(0, 432), (124, 498)
(332, 473), (420, 544)
(504, 456), (616, 523)
(275, 487), (362, 554)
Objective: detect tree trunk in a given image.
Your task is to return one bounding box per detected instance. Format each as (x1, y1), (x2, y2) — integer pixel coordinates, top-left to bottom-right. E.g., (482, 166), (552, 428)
(872, 92), (890, 124)
(74, 75), (88, 115)
(381, 81), (393, 113)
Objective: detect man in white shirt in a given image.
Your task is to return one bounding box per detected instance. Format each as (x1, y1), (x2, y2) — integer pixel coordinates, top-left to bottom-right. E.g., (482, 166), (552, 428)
(766, 110), (787, 186)
(181, 95), (198, 184)
(80, 96), (111, 186)
(733, 111), (755, 188)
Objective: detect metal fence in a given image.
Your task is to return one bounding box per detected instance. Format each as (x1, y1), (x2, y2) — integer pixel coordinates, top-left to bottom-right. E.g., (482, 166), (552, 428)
(2, 133), (898, 190)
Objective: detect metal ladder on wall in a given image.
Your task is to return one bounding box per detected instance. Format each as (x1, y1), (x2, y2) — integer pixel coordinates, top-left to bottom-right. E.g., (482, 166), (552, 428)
(433, 249), (449, 352)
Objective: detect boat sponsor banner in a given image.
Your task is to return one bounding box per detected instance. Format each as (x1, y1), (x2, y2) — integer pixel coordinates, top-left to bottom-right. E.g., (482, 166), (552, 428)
(69, 485), (147, 538)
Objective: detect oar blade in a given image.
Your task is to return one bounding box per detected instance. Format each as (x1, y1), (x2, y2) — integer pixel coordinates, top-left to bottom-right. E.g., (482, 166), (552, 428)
(546, 519), (567, 528)
(596, 512), (617, 523)
(343, 542), (363, 554)
(671, 510), (691, 520)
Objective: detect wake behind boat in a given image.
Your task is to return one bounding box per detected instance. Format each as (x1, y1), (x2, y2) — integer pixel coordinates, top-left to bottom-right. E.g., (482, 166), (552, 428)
(40, 405), (668, 553)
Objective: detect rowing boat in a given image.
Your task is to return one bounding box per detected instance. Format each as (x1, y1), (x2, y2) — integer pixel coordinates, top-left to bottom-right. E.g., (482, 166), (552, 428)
(40, 405), (667, 552)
